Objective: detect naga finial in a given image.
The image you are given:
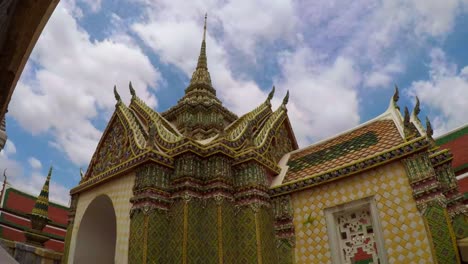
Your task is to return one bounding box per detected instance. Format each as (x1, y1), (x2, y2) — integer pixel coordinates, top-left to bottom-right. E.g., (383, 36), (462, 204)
(404, 106), (410, 125)
(282, 90), (289, 105)
(114, 85), (121, 102)
(393, 85), (399, 103)
(267, 86), (275, 101)
(79, 168), (84, 180)
(129, 81), (136, 97)
(426, 116), (433, 138)
(414, 96), (420, 116)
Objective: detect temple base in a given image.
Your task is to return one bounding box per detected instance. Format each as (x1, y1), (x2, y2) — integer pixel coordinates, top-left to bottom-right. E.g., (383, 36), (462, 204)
(24, 230), (49, 247)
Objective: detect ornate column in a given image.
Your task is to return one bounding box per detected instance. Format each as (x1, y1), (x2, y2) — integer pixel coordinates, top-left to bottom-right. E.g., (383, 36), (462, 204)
(403, 153), (460, 263)
(128, 163), (171, 264)
(272, 195), (295, 264)
(233, 161), (278, 264)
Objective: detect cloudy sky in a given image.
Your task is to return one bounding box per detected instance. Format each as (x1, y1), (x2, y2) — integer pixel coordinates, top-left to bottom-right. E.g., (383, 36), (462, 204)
(2, 0), (468, 205)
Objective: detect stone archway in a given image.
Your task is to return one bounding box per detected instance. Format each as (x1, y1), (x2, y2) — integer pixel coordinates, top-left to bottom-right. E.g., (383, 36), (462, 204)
(73, 194), (117, 264)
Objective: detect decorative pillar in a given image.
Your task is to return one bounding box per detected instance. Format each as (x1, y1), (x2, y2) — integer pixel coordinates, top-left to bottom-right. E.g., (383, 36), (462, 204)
(272, 195), (295, 264)
(62, 193), (78, 264)
(403, 153), (460, 263)
(233, 162), (278, 264)
(128, 163), (171, 264)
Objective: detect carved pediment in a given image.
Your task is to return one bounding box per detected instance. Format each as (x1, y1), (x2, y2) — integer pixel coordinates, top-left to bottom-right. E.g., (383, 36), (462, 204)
(84, 113), (134, 181)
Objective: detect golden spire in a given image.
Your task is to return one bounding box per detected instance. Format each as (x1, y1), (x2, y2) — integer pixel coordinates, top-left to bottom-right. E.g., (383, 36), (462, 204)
(188, 13), (212, 88)
(31, 166), (52, 219)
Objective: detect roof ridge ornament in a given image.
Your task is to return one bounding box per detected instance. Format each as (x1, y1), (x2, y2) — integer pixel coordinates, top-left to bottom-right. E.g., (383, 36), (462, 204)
(413, 96), (420, 116)
(426, 116), (433, 138)
(393, 85), (400, 110)
(114, 85), (121, 102)
(283, 90), (289, 105)
(129, 81), (136, 97)
(267, 86), (275, 101)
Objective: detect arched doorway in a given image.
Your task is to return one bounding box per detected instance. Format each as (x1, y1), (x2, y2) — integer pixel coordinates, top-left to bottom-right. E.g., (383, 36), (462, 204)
(73, 195), (116, 264)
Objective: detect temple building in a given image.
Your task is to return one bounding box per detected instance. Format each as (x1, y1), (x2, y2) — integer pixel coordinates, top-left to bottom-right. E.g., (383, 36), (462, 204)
(63, 16), (468, 264)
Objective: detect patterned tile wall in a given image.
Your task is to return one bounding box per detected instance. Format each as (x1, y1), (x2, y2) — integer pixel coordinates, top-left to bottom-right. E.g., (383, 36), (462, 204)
(67, 172), (135, 264)
(291, 161), (434, 264)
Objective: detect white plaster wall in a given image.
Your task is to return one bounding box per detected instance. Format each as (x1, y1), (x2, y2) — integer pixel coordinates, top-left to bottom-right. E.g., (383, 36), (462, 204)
(67, 172), (135, 264)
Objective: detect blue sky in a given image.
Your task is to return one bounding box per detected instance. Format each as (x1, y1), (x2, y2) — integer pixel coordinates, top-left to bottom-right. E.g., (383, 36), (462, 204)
(1, 0), (468, 205)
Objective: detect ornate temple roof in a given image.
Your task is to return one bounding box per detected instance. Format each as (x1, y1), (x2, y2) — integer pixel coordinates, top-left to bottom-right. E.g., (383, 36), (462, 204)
(75, 17), (298, 193)
(271, 88), (429, 193)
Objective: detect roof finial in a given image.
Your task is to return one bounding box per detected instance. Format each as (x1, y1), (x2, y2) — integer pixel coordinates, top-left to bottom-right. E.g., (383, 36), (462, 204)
(114, 85), (121, 102)
(80, 167), (84, 180)
(414, 96), (420, 116)
(129, 81), (136, 97)
(267, 86), (275, 101)
(187, 13), (212, 88)
(426, 116), (433, 138)
(393, 85), (400, 111)
(283, 90), (290, 105)
(203, 13), (207, 42)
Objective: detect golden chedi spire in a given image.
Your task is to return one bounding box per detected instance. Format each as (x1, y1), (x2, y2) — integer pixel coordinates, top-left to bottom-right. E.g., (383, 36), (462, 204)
(187, 13), (213, 90)
(31, 166), (52, 219)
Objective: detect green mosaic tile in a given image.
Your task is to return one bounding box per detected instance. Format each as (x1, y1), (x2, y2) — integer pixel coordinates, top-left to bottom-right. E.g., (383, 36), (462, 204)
(452, 214), (468, 239)
(288, 131), (379, 172)
(147, 211), (169, 264)
(128, 212), (145, 263)
(259, 208), (278, 263)
(424, 205), (458, 264)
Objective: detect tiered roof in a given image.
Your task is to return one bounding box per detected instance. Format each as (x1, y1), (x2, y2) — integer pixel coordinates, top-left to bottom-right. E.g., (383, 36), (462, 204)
(74, 16), (298, 194)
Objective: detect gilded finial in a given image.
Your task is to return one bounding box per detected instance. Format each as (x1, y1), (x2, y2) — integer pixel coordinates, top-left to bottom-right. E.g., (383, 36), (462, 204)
(283, 90), (289, 105)
(426, 116), (433, 138)
(267, 86), (275, 101)
(404, 106), (410, 125)
(203, 13), (207, 42)
(114, 85), (121, 102)
(413, 96), (420, 116)
(393, 85), (399, 103)
(129, 82), (136, 97)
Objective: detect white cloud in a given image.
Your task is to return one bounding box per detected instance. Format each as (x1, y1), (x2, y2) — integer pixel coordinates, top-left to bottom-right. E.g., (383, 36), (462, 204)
(364, 59), (405, 89)
(10, 4), (160, 165)
(408, 48), (468, 135)
(0, 140), (16, 158)
(276, 47), (361, 145)
(28, 157), (43, 170)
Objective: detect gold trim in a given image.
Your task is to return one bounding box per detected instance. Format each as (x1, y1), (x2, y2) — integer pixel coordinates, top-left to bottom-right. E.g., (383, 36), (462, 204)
(143, 214), (149, 264)
(183, 202), (188, 264)
(255, 212), (262, 264)
(217, 205), (223, 264)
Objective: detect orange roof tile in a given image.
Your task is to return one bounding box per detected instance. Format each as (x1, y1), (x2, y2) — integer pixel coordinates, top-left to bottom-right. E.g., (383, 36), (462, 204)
(284, 119), (404, 184)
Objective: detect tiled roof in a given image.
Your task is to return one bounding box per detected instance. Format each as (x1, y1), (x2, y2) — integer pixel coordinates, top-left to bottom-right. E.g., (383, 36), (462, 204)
(284, 119), (404, 184)
(436, 125), (468, 175)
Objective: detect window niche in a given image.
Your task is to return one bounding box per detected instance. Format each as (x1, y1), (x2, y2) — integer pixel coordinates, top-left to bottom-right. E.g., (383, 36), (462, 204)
(324, 197), (387, 264)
